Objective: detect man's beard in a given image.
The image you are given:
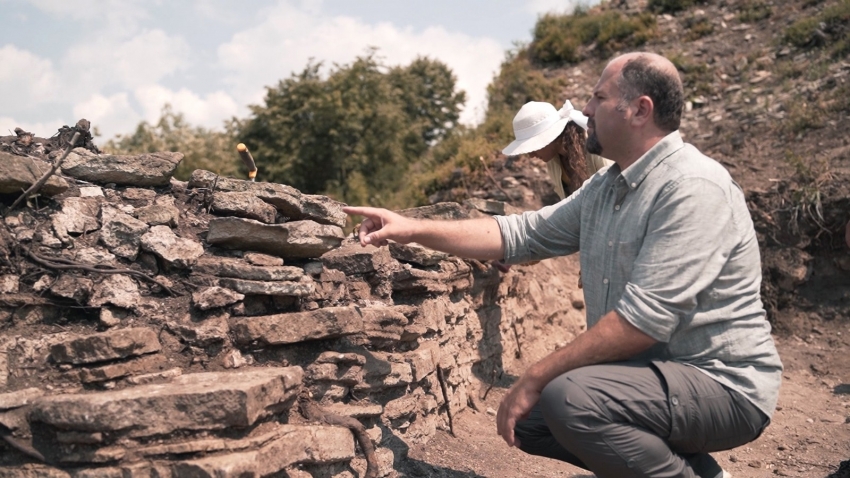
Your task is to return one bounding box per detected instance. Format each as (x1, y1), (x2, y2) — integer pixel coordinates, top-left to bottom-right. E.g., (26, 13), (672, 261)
(587, 129), (603, 155)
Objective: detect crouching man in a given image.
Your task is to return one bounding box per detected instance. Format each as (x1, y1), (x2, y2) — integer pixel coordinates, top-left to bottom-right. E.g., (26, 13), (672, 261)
(344, 52), (781, 478)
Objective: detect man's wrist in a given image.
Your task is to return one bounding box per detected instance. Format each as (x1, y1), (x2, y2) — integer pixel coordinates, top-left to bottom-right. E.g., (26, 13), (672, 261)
(522, 363), (552, 392)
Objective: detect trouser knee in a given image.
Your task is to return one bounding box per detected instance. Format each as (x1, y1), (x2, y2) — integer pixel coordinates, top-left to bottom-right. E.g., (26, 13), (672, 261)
(539, 372), (608, 439)
(514, 407), (551, 453)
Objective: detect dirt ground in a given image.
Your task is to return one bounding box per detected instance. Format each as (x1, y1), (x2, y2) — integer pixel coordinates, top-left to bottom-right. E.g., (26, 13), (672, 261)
(402, 319), (850, 478)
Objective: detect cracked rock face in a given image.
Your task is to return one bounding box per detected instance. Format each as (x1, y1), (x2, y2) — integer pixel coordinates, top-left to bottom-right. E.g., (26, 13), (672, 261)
(140, 225), (204, 269)
(99, 206), (150, 261)
(62, 149), (183, 187)
(206, 217), (345, 259)
(0, 144), (588, 477)
(0, 151), (69, 196)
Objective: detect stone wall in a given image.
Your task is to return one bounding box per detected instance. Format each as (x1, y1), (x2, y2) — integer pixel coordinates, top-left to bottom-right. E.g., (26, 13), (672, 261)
(0, 148), (585, 477)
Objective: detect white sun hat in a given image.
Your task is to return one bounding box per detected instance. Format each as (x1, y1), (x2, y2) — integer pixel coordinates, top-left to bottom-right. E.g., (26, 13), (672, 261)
(501, 100), (589, 156)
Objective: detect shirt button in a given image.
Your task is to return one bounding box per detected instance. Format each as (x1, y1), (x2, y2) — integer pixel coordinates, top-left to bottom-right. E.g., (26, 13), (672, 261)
(608, 241), (613, 247)
(614, 205), (620, 211)
(671, 396), (679, 406)
(631, 182), (637, 188)
(602, 278), (609, 284)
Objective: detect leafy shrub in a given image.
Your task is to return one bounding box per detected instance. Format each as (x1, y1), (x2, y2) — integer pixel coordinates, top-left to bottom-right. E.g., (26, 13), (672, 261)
(738, 1), (773, 22)
(237, 52), (465, 208)
(783, 0), (850, 57)
(683, 15), (714, 40)
(668, 53), (714, 96)
(530, 9), (657, 65)
(648, 0), (705, 14)
(405, 48), (567, 205)
(103, 105), (240, 181)
(782, 100), (827, 135)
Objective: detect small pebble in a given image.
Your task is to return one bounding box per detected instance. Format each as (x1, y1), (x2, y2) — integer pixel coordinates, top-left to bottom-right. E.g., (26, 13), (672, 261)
(486, 407), (497, 416)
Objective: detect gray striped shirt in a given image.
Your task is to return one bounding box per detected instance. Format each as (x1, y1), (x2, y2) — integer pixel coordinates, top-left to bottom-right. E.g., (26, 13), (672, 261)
(496, 131), (782, 417)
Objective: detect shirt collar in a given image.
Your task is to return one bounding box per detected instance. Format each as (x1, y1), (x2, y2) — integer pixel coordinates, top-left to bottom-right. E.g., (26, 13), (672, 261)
(618, 131), (685, 190)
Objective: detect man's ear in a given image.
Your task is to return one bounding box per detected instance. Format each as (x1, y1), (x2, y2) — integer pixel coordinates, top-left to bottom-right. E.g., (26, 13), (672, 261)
(631, 96), (654, 127)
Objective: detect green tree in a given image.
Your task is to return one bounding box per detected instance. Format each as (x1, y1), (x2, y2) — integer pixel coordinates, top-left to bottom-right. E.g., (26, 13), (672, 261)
(103, 105), (240, 180)
(236, 51), (465, 207)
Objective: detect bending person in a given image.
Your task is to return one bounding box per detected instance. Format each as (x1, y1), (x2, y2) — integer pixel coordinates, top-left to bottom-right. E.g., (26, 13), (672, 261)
(495, 100), (612, 273)
(503, 99), (611, 200)
(344, 51), (781, 478)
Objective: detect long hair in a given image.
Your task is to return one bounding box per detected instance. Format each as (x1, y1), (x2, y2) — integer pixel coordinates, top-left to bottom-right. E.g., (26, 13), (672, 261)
(558, 122), (589, 195)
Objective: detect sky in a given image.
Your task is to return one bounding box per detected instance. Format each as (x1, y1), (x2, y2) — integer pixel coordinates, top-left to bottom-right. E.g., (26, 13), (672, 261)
(0, 0), (588, 141)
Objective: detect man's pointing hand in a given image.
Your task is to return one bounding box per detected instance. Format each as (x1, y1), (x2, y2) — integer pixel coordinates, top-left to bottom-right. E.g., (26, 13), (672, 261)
(342, 206), (415, 248)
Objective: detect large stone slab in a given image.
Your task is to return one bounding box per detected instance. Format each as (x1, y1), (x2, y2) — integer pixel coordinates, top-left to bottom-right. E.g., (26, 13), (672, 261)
(211, 191), (277, 224)
(229, 306), (363, 346)
(30, 367), (303, 436)
(217, 277), (314, 297)
(193, 256), (304, 281)
(140, 225), (204, 269)
(192, 286), (244, 311)
(52, 197), (100, 243)
(463, 198), (523, 216)
(397, 202), (470, 220)
(189, 169), (347, 227)
(62, 148), (183, 186)
(49, 327), (161, 365)
(134, 196), (180, 227)
(0, 387), (44, 411)
(0, 151), (69, 196)
(392, 258), (472, 294)
(99, 206), (150, 261)
(321, 241), (395, 275)
(165, 312), (230, 347)
(0, 464), (71, 478)
(49, 274), (93, 303)
(388, 242), (449, 267)
(78, 353), (168, 384)
(207, 217), (344, 260)
(171, 424), (353, 478)
(89, 274), (142, 311)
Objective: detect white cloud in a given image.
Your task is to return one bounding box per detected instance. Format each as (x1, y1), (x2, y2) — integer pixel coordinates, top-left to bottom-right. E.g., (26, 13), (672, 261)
(28, 0), (150, 27)
(0, 45), (58, 112)
(526, 0), (586, 15)
(72, 93), (138, 140)
(0, 116), (65, 138)
(63, 30), (191, 94)
(134, 85), (239, 129)
(217, 2), (504, 124)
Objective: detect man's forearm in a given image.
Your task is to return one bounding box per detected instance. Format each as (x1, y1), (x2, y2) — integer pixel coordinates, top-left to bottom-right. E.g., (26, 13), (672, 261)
(523, 309), (658, 390)
(409, 216), (505, 261)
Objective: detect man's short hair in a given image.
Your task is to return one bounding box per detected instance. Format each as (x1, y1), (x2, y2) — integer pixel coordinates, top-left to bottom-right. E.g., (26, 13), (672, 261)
(616, 56), (684, 132)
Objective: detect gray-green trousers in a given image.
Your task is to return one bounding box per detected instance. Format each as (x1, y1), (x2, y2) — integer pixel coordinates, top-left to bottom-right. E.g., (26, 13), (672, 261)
(514, 361), (769, 478)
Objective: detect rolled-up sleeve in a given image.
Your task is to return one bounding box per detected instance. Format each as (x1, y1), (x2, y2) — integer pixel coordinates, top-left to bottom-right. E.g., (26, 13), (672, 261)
(495, 189), (583, 265)
(615, 178), (739, 342)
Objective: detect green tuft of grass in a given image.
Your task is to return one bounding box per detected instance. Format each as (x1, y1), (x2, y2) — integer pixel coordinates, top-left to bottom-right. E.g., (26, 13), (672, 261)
(738, 0), (773, 22)
(647, 0), (705, 13)
(783, 0), (850, 57)
(668, 53), (714, 96)
(530, 9), (657, 65)
(782, 100), (827, 135)
(683, 15), (714, 41)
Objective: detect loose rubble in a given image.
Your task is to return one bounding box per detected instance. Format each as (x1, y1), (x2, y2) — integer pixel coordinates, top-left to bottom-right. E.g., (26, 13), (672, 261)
(0, 136), (584, 477)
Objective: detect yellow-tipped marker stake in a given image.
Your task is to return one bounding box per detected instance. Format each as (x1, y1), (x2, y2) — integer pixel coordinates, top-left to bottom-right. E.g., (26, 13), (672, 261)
(236, 143), (258, 181)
